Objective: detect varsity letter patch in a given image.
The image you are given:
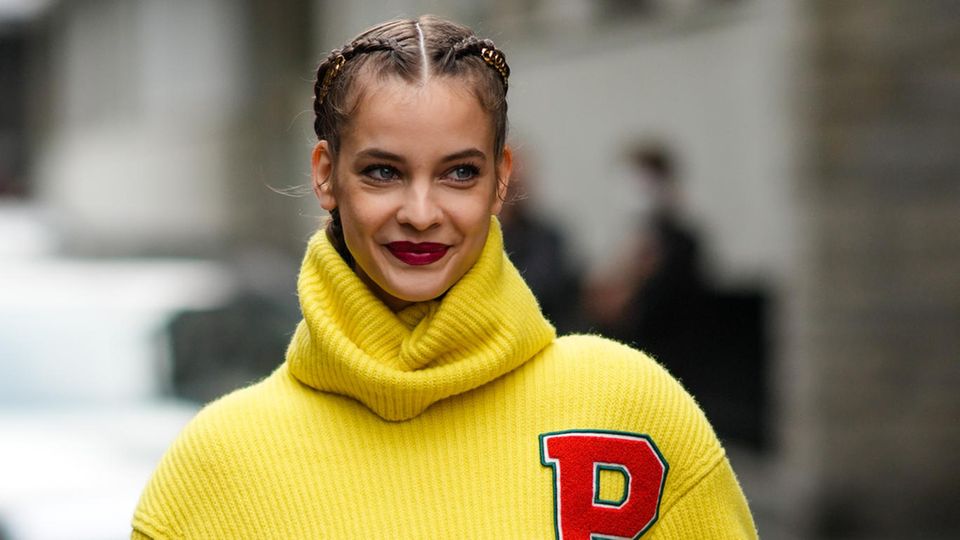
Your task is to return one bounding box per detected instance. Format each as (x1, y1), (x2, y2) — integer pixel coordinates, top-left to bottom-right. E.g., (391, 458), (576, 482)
(540, 430), (668, 540)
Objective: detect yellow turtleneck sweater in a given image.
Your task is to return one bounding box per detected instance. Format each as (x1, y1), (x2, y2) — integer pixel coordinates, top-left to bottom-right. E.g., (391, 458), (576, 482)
(132, 219), (756, 539)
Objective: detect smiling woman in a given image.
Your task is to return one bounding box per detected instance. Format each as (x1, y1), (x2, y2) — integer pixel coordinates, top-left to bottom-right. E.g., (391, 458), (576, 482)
(312, 77), (511, 310)
(131, 15), (756, 539)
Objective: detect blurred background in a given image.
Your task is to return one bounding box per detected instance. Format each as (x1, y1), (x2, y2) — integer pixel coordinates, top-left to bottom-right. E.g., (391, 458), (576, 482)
(1, 0), (958, 538)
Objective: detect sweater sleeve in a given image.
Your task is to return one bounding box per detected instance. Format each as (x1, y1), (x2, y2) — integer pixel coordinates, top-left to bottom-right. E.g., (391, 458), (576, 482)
(650, 456), (757, 539)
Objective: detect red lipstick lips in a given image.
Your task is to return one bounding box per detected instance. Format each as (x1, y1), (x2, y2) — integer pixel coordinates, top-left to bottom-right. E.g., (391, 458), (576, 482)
(386, 241), (449, 266)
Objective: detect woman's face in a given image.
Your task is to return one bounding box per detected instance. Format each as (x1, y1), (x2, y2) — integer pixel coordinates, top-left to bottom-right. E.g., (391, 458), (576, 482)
(312, 77), (512, 311)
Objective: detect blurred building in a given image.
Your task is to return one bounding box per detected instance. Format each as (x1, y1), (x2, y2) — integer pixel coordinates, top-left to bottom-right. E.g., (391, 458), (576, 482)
(1, 1), (958, 538)
(793, 2), (960, 536)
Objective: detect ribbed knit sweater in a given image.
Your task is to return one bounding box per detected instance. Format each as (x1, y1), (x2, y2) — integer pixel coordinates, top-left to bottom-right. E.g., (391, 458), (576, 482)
(132, 220), (756, 539)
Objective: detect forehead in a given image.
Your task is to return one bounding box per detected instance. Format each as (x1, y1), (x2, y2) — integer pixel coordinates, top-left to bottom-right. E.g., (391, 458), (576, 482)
(342, 77), (494, 156)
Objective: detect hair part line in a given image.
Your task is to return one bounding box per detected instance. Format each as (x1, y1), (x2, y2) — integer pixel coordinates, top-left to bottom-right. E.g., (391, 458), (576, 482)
(415, 20), (429, 82)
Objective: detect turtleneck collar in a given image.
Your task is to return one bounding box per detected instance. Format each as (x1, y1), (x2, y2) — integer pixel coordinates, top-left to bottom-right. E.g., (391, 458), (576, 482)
(285, 217), (556, 421)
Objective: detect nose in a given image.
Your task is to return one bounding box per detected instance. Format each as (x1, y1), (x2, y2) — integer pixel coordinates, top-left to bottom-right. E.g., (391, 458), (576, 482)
(396, 181), (442, 231)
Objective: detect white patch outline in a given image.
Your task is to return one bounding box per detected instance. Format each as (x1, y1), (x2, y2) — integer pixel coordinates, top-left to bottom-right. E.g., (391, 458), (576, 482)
(593, 462), (631, 509)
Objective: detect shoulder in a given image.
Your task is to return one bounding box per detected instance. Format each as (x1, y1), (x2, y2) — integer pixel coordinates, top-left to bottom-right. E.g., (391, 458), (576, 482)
(132, 366), (315, 537)
(153, 364), (332, 468)
(546, 333), (651, 361)
(539, 334), (707, 415)
(538, 334), (683, 394)
(534, 334), (729, 513)
(180, 366), (299, 435)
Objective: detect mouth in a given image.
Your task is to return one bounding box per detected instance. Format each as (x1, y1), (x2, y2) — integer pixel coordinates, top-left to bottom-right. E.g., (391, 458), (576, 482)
(386, 241), (450, 266)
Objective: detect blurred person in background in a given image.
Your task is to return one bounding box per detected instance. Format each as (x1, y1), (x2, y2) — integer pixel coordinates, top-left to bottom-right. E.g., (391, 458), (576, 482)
(132, 16), (754, 539)
(583, 142), (706, 381)
(499, 149), (581, 333)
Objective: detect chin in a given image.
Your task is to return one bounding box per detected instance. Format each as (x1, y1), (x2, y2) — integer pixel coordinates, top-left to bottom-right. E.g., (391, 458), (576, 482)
(386, 270), (462, 303)
(388, 284), (449, 304)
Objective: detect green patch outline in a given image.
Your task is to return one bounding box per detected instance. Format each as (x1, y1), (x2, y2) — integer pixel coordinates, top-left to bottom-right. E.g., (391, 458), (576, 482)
(539, 429), (670, 540)
(593, 463), (630, 507)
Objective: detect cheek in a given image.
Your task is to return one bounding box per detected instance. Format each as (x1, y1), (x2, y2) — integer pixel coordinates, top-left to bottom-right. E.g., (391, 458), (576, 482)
(473, 194), (500, 227)
(456, 198), (495, 244)
(339, 191), (387, 232)
(454, 187), (499, 218)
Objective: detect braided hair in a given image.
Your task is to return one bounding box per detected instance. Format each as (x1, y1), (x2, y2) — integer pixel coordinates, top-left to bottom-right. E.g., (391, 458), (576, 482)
(312, 15), (511, 262)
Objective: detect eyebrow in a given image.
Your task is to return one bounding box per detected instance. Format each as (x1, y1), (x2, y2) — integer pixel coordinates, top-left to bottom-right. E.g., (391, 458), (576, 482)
(442, 148), (487, 162)
(355, 147), (487, 163)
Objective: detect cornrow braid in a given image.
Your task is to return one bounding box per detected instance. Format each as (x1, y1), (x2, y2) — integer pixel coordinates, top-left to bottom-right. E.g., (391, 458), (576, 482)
(443, 36), (510, 90)
(314, 54), (344, 108)
(479, 47), (509, 90)
(312, 51), (342, 135)
(313, 36), (404, 146)
(339, 36), (400, 60)
(315, 37), (399, 107)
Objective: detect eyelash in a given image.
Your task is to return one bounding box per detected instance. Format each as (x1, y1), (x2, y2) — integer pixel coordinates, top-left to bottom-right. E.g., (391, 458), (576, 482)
(361, 164), (401, 182)
(445, 164), (481, 183)
(360, 163), (481, 183)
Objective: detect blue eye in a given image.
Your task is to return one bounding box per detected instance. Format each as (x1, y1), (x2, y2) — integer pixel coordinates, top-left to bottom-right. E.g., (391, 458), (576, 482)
(363, 165), (400, 182)
(446, 165), (480, 182)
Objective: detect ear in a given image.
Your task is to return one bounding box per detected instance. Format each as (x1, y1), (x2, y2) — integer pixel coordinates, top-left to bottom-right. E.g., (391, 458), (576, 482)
(311, 141), (337, 211)
(492, 145), (514, 215)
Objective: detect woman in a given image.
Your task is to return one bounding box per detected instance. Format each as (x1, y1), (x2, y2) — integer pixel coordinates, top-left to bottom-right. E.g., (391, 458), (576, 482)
(133, 15), (756, 539)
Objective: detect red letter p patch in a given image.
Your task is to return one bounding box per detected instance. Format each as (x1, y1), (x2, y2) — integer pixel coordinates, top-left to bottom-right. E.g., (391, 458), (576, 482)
(540, 430), (668, 539)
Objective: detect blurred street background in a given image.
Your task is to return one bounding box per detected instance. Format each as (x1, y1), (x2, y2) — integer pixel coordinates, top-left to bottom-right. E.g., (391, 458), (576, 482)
(1, 0), (958, 538)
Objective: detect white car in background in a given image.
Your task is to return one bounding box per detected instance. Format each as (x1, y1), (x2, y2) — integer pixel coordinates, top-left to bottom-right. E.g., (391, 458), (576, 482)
(0, 205), (233, 540)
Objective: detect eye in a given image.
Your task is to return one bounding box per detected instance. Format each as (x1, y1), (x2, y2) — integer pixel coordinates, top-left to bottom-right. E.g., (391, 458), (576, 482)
(362, 164), (400, 182)
(444, 164), (480, 183)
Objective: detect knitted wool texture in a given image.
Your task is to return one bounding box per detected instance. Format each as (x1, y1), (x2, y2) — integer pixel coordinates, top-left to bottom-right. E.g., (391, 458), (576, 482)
(132, 219), (757, 539)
